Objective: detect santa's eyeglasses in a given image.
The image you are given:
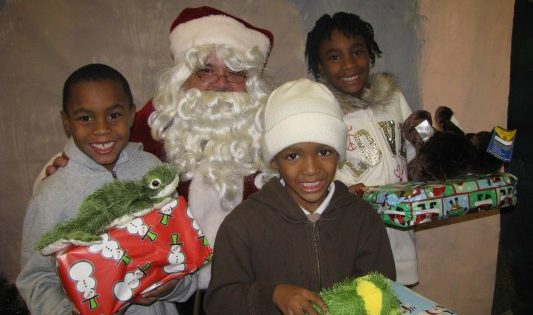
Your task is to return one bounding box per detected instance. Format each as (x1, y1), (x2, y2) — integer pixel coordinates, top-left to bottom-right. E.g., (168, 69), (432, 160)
(194, 68), (247, 84)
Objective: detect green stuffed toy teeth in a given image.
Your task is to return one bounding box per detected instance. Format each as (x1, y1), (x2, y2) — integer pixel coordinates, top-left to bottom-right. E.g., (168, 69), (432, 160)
(316, 273), (400, 315)
(35, 164), (180, 255)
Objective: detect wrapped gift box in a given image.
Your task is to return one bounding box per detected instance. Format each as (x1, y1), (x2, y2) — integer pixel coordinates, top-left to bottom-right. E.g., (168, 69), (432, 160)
(392, 281), (457, 314)
(362, 172), (517, 228)
(55, 196), (212, 315)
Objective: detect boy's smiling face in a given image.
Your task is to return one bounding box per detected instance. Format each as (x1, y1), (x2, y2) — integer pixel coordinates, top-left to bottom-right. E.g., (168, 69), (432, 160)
(318, 29), (370, 97)
(270, 142), (339, 213)
(61, 79), (135, 171)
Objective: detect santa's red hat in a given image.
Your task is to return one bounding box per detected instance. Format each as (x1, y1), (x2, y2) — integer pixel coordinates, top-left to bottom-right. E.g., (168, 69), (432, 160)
(169, 6), (274, 60)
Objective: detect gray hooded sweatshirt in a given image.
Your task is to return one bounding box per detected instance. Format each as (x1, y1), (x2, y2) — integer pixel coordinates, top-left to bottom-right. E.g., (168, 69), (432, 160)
(17, 138), (197, 315)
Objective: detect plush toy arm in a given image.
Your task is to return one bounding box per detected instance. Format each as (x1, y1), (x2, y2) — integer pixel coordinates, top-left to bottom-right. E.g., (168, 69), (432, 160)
(434, 106), (464, 135)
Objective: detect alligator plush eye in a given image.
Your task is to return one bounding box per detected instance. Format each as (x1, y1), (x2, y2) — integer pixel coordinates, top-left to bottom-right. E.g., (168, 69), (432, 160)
(149, 179), (162, 189)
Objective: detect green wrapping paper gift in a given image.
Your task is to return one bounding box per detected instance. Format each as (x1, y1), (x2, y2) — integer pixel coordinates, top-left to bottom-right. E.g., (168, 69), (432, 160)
(361, 172), (517, 228)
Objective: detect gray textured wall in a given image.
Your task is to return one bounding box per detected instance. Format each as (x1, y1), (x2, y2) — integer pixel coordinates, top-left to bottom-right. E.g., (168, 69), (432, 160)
(0, 0), (420, 283)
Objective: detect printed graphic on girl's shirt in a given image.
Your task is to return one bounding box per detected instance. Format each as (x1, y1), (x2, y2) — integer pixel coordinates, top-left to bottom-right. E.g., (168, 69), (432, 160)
(342, 119), (407, 183)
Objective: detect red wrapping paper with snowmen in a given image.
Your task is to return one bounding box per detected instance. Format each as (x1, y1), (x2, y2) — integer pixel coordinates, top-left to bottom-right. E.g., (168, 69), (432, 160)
(55, 196), (212, 315)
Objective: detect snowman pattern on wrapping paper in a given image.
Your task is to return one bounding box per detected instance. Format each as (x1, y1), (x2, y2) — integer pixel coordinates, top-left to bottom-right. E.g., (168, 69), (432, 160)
(68, 261), (99, 309)
(125, 217), (158, 241)
(112, 263), (152, 302)
(158, 199), (178, 225)
(163, 234), (186, 274)
(88, 233), (132, 265)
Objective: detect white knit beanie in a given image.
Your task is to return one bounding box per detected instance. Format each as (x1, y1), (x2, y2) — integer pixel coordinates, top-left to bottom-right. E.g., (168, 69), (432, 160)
(262, 79), (347, 163)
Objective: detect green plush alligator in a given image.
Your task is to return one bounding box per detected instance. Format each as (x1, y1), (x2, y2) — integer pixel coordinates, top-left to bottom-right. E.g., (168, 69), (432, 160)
(36, 164), (180, 255)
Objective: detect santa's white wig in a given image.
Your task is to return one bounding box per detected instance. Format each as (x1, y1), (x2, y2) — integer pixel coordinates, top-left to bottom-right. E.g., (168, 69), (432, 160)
(149, 44), (269, 210)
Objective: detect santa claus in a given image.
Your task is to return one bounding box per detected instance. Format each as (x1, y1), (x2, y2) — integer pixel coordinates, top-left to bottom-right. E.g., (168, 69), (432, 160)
(130, 6), (274, 289)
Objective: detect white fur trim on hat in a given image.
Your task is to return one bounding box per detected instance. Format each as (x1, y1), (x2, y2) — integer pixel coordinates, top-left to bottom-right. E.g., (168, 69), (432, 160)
(170, 14), (271, 59)
(262, 79), (347, 163)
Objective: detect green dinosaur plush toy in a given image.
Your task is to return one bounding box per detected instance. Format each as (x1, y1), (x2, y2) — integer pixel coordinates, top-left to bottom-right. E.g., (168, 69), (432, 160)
(36, 164), (180, 255)
(316, 273), (401, 315)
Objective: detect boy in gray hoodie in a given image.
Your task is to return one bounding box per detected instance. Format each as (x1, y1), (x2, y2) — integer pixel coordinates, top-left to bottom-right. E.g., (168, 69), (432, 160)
(16, 64), (196, 315)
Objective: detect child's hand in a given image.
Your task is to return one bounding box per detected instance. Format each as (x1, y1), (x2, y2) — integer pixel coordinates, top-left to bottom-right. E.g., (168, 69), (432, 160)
(45, 152), (69, 177)
(348, 183), (367, 197)
(132, 278), (180, 306)
(273, 284), (326, 315)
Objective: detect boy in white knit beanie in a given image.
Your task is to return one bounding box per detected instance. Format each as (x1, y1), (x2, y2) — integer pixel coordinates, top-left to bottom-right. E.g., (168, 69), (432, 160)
(204, 79), (395, 315)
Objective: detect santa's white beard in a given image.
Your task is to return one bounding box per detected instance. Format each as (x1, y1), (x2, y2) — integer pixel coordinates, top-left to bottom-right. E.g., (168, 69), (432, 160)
(149, 88), (263, 211)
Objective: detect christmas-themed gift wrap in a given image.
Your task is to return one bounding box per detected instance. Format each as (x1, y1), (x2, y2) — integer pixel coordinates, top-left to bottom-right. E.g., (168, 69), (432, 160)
(55, 196), (212, 315)
(362, 172), (517, 228)
(392, 281), (457, 314)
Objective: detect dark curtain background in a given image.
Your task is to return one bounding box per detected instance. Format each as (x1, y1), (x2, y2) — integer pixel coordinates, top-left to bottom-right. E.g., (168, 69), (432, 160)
(493, 0), (533, 314)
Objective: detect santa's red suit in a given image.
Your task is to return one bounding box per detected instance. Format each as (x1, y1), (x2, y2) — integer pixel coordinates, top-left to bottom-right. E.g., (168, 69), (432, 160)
(130, 100), (164, 160)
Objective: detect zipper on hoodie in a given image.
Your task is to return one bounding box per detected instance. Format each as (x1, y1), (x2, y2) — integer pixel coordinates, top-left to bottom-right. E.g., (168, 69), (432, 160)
(312, 222), (322, 289)
(111, 171), (118, 179)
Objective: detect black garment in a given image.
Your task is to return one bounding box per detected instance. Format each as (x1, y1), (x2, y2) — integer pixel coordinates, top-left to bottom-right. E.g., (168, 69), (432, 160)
(493, 1), (533, 314)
